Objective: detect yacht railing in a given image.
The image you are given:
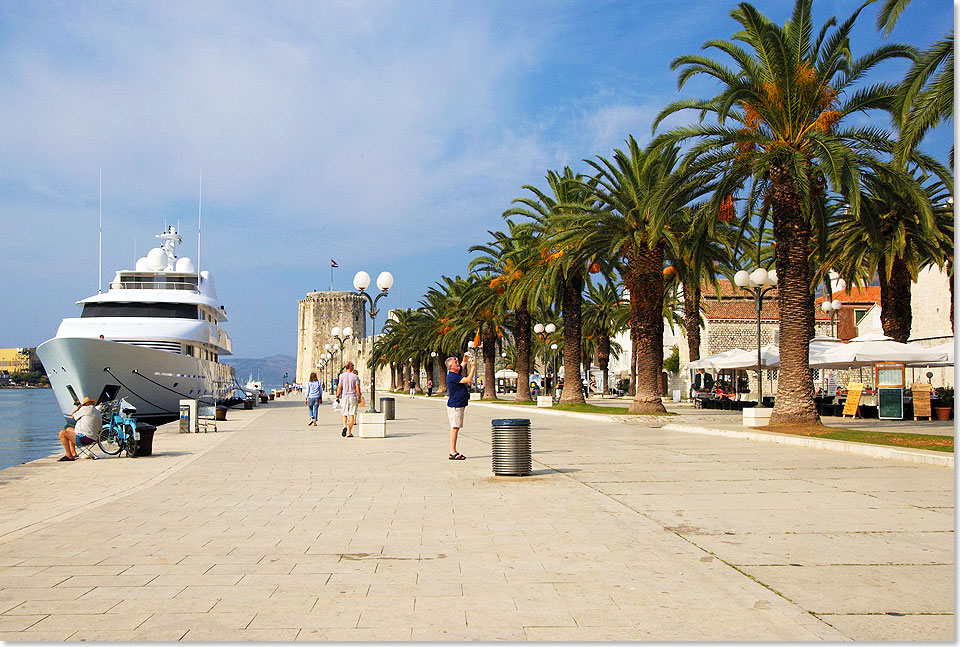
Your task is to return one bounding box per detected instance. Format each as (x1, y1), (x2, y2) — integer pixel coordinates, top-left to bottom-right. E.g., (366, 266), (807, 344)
(110, 281), (199, 291)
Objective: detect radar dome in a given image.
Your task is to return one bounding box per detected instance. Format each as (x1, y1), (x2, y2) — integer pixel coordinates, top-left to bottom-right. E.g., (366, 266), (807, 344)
(199, 270), (217, 299)
(175, 257), (196, 273)
(146, 248), (169, 271)
(135, 257), (149, 271)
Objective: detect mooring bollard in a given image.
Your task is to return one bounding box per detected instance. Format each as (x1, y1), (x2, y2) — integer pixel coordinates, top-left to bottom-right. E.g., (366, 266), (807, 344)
(491, 418), (532, 476)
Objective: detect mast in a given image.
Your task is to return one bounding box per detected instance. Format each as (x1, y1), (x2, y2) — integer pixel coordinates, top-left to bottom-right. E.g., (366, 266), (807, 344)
(197, 170), (202, 277)
(98, 168), (102, 294)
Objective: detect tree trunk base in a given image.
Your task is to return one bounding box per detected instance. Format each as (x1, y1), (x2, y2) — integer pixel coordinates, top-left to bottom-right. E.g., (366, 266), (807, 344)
(628, 398), (667, 414)
(769, 409), (820, 425)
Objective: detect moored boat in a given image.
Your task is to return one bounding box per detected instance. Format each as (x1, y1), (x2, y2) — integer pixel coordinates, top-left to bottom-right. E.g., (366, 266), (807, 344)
(38, 226), (236, 423)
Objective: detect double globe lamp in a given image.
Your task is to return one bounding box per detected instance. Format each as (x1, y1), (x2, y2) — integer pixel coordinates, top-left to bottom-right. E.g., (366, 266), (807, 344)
(733, 267), (778, 404)
(353, 270), (394, 413)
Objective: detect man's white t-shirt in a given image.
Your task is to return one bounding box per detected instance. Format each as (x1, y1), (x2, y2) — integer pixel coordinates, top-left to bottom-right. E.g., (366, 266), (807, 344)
(73, 405), (101, 438)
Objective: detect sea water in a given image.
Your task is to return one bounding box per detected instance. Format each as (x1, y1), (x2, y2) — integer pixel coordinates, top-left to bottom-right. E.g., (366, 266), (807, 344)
(0, 389), (64, 470)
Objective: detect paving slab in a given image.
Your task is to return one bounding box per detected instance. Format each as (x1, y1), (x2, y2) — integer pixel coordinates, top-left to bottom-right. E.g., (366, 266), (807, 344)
(0, 394), (952, 640)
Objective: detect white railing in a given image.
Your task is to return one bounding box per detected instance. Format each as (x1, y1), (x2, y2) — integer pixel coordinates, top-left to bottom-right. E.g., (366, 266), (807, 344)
(110, 281), (198, 291)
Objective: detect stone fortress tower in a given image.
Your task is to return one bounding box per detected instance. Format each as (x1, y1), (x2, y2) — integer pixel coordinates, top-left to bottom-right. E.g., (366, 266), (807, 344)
(296, 291), (367, 386)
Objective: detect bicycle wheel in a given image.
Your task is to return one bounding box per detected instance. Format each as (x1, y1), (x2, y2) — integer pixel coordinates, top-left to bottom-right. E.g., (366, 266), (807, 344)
(97, 426), (122, 455)
(124, 426), (138, 457)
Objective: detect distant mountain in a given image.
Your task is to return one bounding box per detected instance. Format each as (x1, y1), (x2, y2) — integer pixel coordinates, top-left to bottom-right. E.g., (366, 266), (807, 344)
(223, 354), (296, 390)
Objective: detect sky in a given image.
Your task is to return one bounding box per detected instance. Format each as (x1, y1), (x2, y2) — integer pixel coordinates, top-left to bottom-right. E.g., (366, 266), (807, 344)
(0, 0), (953, 359)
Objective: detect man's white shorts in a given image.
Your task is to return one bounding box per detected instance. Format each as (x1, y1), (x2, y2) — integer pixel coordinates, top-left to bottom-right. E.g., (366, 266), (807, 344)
(341, 396), (358, 417)
(447, 406), (465, 429)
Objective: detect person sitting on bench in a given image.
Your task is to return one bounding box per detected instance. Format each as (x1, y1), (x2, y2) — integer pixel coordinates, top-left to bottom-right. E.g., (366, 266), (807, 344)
(57, 397), (101, 462)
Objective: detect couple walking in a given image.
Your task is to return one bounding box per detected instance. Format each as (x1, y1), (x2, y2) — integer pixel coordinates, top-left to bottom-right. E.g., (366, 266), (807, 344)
(303, 361), (362, 436)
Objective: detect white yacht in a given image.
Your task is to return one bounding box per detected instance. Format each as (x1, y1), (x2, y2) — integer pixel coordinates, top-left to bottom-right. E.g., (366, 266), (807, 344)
(38, 226), (236, 422)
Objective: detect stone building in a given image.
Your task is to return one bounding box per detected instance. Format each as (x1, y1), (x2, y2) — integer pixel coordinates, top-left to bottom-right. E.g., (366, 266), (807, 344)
(296, 291), (367, 386)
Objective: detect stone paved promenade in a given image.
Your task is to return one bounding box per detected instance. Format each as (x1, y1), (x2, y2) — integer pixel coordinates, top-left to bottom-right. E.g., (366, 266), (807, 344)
(0, 395), (953, 641)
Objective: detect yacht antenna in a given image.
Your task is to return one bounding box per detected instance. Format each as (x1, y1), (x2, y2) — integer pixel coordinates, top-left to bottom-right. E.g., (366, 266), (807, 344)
(98, 167), (102, 294)
(197, 170), (202, 276)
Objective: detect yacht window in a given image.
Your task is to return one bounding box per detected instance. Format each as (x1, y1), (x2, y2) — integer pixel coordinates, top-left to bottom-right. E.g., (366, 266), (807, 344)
(81, 303), (199, 319)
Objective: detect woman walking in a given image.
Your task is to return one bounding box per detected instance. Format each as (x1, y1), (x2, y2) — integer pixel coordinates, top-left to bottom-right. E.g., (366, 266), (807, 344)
(304, 372), (323, 427)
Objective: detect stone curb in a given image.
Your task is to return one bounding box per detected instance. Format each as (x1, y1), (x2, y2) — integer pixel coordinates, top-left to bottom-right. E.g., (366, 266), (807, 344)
(660, 423), (954, 468)
(387, 392), (953, 467)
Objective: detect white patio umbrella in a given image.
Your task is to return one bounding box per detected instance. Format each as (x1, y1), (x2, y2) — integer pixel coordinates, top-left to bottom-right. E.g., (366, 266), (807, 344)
(687, 349), (743, 371)
(808, 332), (949, 369)
(494, 369), (519, 379)
(710, 345), (780, 371)
(905, 340), (954, 367)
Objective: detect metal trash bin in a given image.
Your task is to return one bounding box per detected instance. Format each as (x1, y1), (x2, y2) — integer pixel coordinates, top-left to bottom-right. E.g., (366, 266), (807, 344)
(133, 423), (156, 456)
(380, 397), (396, 420)
(491, 418), (531, 476)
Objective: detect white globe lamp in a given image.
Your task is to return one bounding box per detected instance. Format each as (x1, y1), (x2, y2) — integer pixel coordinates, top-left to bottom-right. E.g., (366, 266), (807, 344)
(734, 270), (750, 287)
(376, 271), (394, 292)
(353, 271), (371, 291)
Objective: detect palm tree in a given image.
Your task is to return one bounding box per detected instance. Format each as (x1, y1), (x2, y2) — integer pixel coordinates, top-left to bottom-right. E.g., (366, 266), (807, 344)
(551, 137), (706, 413)
(469, 221), (540, 402)
(654, 0), (916, 424)
(581, 279), (628, 395)
(506, 168), (598, 405)
(665, 203), (736, 364)
(877, 0), (954, 164)
(824, 164), (952, 342)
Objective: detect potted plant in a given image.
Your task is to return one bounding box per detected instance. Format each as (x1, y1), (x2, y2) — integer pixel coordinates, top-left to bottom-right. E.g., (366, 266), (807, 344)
(933, 386), (954, 421)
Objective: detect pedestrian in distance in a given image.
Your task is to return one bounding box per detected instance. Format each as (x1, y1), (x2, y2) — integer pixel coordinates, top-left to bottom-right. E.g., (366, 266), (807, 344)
(57, 396), (101, 461)
(304, 371), (322, 427)
(427, 378), (433, 397)
(445, 352), (476, 460)
(409, 378), (416, 396)
(336, 361), (361, 437)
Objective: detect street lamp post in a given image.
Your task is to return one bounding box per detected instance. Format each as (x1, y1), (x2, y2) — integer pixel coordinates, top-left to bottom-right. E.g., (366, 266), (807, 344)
(354, 270), (394, 413)
(532, 322), (556, 395)
(733, 268), (778, 405)
(820, 299), (842, 337)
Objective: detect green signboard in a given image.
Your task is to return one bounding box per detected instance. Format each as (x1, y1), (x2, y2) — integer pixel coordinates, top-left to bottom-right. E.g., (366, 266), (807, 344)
(878, 387), (903, 420)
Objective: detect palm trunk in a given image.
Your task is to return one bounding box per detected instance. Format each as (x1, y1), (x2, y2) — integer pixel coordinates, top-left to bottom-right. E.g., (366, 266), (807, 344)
(683, 279), (702, 361)
(879, 256), (913, 343)
(514, 300), (533, 402)
(625, 244), (667, 414)
(559, 271), (586, 404)
(598, 333), (610, 394)
(390, 364), (397, 390)
(770, 169), (818, 424)
(412, 360), (422, 392)
(629, 328), (637, 396)
(481, 323), (498, 399)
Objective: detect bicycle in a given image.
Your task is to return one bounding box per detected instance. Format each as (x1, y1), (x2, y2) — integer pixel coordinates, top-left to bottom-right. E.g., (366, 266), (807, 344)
(97, 397), (139, 457)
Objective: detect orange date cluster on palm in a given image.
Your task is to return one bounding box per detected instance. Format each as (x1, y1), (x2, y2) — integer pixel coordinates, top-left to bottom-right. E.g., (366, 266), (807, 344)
(718, 195), (736, 222)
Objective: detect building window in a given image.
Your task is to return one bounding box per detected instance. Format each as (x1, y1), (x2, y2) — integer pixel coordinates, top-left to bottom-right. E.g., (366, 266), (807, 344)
(855, 309), (868, 325)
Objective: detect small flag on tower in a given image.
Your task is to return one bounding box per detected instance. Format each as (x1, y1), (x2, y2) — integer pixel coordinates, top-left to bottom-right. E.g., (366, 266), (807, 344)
(331, 259), (339, 268)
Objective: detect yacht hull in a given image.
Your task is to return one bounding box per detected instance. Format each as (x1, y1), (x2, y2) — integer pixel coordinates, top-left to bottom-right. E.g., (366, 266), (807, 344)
(38, 337), (235, 423)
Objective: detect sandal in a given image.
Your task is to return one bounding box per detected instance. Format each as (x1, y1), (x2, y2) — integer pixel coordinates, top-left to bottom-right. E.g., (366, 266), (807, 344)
(58, 455), (76, 462)
(449, 452), (466, 460)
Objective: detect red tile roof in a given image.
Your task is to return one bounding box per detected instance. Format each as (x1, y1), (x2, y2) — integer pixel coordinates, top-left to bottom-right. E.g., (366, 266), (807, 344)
(701, 279), (866, 321)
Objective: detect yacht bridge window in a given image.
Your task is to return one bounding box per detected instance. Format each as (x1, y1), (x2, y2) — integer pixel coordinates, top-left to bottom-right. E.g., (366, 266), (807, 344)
(81, 303), (199, 319)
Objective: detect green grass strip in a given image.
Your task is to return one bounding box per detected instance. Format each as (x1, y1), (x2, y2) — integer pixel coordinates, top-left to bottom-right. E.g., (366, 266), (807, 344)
(766, 425), (953, 453)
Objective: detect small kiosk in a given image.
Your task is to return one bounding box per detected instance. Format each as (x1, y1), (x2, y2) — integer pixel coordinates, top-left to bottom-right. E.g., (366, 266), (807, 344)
(876, 362), (906, 420)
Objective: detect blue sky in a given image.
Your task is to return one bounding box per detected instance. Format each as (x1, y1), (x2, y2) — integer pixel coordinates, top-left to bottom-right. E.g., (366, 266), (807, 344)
(1, 0), (953, 358)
